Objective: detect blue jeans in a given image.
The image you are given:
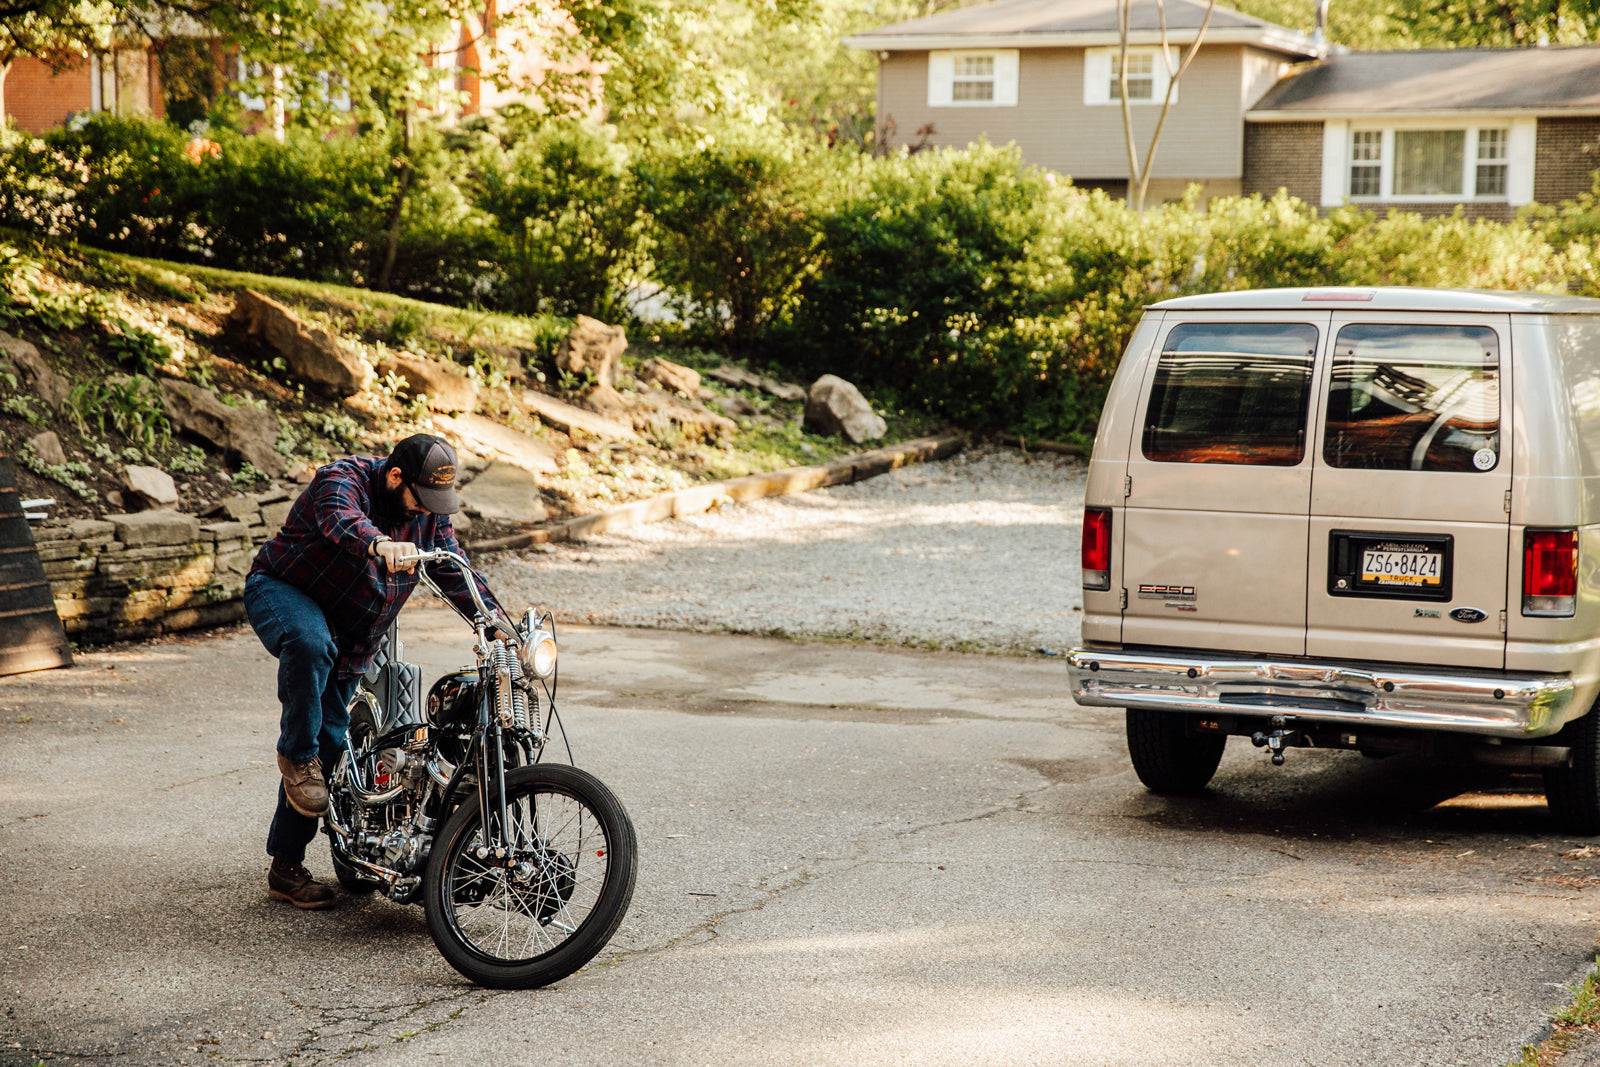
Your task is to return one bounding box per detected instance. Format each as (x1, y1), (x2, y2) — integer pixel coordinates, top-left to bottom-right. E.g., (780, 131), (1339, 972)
(244, 571), (359, 863)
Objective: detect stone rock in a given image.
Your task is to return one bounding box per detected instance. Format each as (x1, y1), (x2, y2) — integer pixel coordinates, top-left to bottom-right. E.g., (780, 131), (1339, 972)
(107, 510), (201, 547)
(433, 413), (560, 475)
(159, 379), (288, 478)
(122, 465), (180, 508)
(520, 388), (634, 441)
(804, 375), (886, 444)
(380, 351), (479, 413)
(26, 430), (66, 466)
(0, 331), (70, 409)
(707, 364), (806, 403)
(555, 315), (626, 389)
(719, 395), (759, 419)
(631, 387), (738, 444)
(636, 357), (701, 397)
(458, 461), (549, 524)
(227, 289), (373, 398)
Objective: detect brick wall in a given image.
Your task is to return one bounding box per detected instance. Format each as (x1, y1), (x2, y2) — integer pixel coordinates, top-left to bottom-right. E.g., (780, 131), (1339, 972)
(1535, 117), (1600, 204)
(6, 57), (93, 134)
(1242, 121), (1324, 205)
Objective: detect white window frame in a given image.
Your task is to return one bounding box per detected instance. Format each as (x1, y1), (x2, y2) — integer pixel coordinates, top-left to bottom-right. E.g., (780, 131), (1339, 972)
(1083, 47), (1176, 107)
(1320, 118), (1535, 206)
(927, 50), (1019, 108)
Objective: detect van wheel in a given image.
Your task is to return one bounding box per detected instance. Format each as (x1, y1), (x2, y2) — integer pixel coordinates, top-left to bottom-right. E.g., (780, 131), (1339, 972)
(1543, 708), (1600, 834)
(1126, 709), (1226, 794)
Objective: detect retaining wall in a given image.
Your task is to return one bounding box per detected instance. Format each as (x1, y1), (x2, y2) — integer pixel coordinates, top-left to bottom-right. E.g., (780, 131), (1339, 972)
(31, 490), (294, 644)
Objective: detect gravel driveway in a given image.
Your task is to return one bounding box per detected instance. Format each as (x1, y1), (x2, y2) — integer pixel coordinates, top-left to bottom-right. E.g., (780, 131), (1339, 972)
(479, 445), (1088, 655)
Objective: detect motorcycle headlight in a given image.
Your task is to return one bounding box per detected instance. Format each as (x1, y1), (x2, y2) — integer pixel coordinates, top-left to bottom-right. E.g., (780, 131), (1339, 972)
(520, 629), (557, 680)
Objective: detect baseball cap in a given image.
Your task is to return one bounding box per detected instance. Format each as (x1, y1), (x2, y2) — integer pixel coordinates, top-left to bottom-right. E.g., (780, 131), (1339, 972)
(389, 433), (460, 515)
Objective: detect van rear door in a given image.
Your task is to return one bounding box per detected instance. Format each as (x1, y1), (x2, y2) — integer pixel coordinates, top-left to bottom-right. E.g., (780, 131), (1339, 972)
(1120, 313), (1329, 656)
(1306, 315), (1512, 669)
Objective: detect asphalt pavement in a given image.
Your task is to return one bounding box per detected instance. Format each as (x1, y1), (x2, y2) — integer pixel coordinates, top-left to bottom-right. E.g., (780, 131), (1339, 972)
(3, 604), (1600, 1066)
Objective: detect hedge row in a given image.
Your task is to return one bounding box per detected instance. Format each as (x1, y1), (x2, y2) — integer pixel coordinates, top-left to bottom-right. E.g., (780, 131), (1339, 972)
(5, 115), (1598, 442)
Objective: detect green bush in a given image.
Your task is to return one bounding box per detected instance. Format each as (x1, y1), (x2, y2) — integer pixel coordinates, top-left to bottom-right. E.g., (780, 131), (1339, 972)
(776, 143), (1067, 426)
(476, 120), (643, 320)
(634, 124), (830, 347)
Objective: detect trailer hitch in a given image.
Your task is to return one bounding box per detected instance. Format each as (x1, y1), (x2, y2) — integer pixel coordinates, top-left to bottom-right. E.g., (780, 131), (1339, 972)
(1251, 715), (1300, 766)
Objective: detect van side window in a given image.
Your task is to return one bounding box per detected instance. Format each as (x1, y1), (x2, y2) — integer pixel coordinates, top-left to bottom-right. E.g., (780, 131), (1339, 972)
(1141, 322), (1318, 466)
(1323, 324), (1500, 472)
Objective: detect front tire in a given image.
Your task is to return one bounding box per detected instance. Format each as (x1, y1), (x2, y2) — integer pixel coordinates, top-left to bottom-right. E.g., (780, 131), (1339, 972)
(423, 764), (637, 989)
(1126, 709), (1226, 794)
(1545, 707), (1600, 834)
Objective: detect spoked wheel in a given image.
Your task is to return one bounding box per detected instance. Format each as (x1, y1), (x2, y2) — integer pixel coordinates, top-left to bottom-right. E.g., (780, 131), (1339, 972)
(1126, 708), (1226, 794)
(423, 763), (637, 989)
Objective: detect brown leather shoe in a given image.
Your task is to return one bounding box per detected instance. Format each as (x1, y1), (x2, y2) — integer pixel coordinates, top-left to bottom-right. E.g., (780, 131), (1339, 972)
(268, 859), (337, 910)
(277, 754), (328, 817)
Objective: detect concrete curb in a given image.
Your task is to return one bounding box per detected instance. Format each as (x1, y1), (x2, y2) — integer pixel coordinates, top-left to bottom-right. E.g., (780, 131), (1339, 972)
(465, 432), (967, 553)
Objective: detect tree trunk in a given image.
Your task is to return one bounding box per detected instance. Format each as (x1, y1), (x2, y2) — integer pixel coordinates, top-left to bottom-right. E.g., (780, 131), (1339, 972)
(0, 61), (10, 133)
(378, 110), (414, 292)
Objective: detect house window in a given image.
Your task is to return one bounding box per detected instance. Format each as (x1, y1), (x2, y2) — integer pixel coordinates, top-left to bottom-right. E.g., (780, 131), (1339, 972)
(1395, 129), (1464, 196)
(1345, 126), (1517, 201)
(927, 50), (1018, 107)
(1083, 47), (1174, 106)
(1350, 130), (1382, 198)
(1111, 52), (1154, 101)
(953, 55), (995, 102)
(1477, 128), (1508, 197)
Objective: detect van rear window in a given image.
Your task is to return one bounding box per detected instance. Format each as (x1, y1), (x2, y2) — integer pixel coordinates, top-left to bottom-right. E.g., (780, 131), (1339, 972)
(1141, 323), (1318, 466)
(1323, 324), (1500, 472)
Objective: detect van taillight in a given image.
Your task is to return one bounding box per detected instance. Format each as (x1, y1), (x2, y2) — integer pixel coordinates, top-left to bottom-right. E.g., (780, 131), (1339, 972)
(1082, 507), (1111, 591)
(1523, 529), (1577, 617)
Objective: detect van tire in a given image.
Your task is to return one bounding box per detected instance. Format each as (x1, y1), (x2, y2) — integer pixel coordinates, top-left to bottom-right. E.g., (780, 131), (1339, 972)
(1544, 708), (1600, 834)
(1126, 709), (1226, 794)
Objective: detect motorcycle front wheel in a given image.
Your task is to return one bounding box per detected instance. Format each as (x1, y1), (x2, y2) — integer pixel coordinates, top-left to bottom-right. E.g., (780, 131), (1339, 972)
(422, 763), (637, 989)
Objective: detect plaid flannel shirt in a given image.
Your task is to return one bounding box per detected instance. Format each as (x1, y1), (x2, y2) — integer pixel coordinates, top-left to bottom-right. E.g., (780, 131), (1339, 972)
(249, 456), (505, 678)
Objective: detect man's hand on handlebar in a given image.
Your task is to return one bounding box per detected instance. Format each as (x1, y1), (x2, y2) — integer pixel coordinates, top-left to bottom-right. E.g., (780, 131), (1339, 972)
(376, 539), (421, 574)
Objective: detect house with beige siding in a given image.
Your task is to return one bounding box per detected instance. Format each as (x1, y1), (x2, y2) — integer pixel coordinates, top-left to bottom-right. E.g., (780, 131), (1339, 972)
(844, 0), (1322, 203)
(1242, 47), (1600, 221)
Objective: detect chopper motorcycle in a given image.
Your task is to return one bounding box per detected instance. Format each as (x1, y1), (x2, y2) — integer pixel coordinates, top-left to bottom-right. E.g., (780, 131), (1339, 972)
(321, 547), (637, 989)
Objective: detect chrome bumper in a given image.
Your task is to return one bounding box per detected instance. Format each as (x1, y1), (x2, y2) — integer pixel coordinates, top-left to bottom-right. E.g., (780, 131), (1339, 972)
(1067, 648), (1577, 739)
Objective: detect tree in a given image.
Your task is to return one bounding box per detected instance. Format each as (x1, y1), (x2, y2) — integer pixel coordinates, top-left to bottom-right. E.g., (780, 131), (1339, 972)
(1382, 0), (1600, 46)
(1116, 0), (1217, 212)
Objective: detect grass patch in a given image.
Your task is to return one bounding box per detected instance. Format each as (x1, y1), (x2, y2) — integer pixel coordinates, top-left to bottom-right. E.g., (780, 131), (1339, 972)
(1508, 956), (1600, 1066)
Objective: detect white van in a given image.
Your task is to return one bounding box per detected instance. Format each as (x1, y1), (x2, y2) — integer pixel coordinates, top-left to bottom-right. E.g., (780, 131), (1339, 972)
(1066, 287), (1600, 831)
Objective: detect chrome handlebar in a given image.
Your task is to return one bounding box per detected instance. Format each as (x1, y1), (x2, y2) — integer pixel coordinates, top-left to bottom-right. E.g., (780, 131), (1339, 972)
(394, 547), (518, 645)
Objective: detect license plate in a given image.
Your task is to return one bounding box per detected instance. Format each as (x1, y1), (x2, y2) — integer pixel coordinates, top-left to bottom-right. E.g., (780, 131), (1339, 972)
(1361, 549), (1442, 585)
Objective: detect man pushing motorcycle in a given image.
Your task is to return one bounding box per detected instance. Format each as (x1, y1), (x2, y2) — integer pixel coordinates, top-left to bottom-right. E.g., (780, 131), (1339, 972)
(243, 433), (506, 909)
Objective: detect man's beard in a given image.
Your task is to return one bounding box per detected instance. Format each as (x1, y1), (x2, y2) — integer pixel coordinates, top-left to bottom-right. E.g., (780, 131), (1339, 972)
(376, 480), (409, 522)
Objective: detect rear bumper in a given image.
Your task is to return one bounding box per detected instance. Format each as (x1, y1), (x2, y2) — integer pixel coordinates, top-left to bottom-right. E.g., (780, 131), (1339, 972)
(1067, 647), (1577, 739)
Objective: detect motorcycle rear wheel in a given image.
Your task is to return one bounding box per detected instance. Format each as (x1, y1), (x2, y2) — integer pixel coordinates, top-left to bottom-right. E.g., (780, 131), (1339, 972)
(423, 763), (637, 989)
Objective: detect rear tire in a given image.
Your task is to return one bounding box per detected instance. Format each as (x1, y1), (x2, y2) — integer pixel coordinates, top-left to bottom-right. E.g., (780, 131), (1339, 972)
(1544, 706), (1600, 834)
(1126, 709), (1226, 794)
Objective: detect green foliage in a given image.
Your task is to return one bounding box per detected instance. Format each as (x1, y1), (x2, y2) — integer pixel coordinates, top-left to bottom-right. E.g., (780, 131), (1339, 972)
(778, 143), (1068, 427)
(0, 394), (44, 425)
(476, 120), (646, 320)
(231, 462), (269, 487)
(64, 375), (172, 450)
(635, 124), (831, 347)
(103, 322), (174, 375)
(16, 444), (94, 500)
(167, 443), (208, 473)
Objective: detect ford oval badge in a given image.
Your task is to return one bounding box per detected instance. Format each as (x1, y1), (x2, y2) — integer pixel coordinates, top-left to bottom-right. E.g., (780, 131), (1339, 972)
(1450, 607), (1488, 624)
